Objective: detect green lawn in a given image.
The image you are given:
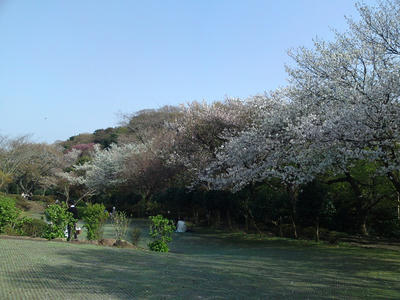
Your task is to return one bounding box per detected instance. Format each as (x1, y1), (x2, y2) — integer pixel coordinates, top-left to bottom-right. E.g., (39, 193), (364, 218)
(0, 222), (399, 299)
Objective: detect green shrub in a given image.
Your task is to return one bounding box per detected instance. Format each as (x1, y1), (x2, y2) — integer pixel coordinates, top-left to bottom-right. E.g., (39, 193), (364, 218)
(43, 204), (74, 240)
(111, 211), (130, 241)
(0, 196), (20, 233)
(131, 228), (141, 245)
(4, 194), (31, 210)
(16, 217), (47, 237)
(76, 203), (86, 219)
(148, 215), (175, 252)
(148, 240), (169, 252)
(81, 203), (108, 240)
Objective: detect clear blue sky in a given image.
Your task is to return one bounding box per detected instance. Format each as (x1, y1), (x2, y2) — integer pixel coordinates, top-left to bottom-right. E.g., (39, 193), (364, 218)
(0, 0), (377, 143)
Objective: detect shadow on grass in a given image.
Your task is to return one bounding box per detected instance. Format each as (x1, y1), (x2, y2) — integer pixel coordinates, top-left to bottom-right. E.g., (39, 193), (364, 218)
(4, 233), (400, 299)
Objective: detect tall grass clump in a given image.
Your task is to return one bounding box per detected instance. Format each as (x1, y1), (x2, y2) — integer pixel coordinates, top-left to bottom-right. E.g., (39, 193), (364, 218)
(111, 211), (130, 241)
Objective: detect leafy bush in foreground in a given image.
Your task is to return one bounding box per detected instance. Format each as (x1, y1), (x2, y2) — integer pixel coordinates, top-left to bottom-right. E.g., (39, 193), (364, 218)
(43, 204), (73, 240)
(148, 215), (175, 252)
(17, 217), (48, 237)
(81, 203), (108, 240)
(0, 196), (20, 233)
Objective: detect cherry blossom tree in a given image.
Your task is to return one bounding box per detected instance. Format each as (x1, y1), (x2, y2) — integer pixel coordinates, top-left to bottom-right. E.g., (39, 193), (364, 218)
(0, 135), (32, 191)
(201, 92), (328, 238)
(170, 98), (257, 187)
(46, 148), (82, 203)
(67, 143), (145, 202)
(286, 0), (400, 192)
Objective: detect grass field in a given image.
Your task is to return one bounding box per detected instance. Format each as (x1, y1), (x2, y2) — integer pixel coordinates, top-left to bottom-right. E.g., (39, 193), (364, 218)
(1, 220), (400, 299)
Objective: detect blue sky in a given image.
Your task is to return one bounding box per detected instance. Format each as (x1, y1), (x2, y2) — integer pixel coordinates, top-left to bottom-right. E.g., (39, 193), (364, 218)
(0, 0), (377, 143)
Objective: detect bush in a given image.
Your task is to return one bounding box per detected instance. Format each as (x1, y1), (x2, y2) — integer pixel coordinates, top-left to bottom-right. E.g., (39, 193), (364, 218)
(148, 240), (169, 252)
(148, 215), (175, 252)
(16, 217), (47, 237)
(111, 211), (130, 241)
(3, 194), (30, 210)
(373, 219), (400, 238)
(0, 196), (20, 233)
(3, 224), (18, 235)
(81, 203), (108, 240)
(131, 228), (141, 245)
(43, 203), (73, 240)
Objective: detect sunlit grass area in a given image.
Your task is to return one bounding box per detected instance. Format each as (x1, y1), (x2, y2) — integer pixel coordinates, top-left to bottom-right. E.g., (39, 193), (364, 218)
(1, 220), (399, 299)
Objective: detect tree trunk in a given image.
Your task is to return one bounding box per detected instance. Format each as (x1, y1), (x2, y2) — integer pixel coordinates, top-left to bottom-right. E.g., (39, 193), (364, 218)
(247, 207), (262, 234)
(287, 184), (299, 239)
(64, 185), (70, 205)
(226, 210), (232, 230)
(291, 215), (298, 239)
(192, 208), (199, 224)
(244, 214), (249, 232)
(397, 192), (400, 220)
(344, 172), (371, 236)
(315, 217), (320, 242)
(206, 210), (211, 226)
(215, 210), (221, 227)
(361, 213), (369, 236)
(388, 171), (400, 195)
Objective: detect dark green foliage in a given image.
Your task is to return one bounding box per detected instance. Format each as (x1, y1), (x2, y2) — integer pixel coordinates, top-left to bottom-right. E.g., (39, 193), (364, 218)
(0, 196), (20, 233)
(1, 194), (31, 211)
(81, 203), (108, 240)
(297, 180), (335, 241)
(93, 128), (119, 148)
(75, 155), (91, 166)
(148, 240), (169, 252)
(297, 181), (333, 225)
(368, 198), (400, 238)
(15, 217), (47, 237)
(148, 215), (175, 252)
(43, 204), (73, 240)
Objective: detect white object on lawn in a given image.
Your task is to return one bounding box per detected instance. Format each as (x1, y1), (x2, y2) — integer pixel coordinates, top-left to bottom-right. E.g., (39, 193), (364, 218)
(176, 220), (187, 233)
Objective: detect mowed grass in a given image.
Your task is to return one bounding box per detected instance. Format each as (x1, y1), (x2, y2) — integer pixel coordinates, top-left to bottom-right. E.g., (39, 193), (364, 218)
(1, 221), (400, 300)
